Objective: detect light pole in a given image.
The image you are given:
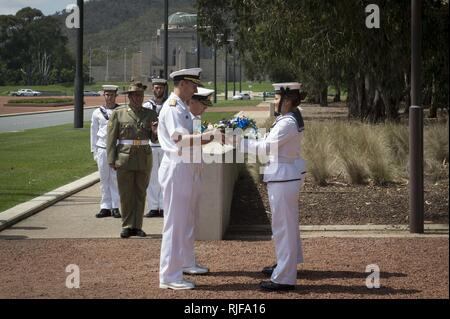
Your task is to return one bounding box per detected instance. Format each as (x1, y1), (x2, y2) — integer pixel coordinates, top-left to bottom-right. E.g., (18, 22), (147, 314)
(224, 31), (234, 101)
(88, 48), (92, 84)
(197, 26), (201, 68)
(124, 47), (127, 83)
(233, 47), (236, 97)
(224, 43), (228, 100)
(214, 45), (217, 103)
(105, 47), (109, 82)
(409, 0), (424, 233)
(74, 0), (84, 129)
(164, 0), (169, 80)
(239, 52), (242, 93)
(139, 50), (143, 81)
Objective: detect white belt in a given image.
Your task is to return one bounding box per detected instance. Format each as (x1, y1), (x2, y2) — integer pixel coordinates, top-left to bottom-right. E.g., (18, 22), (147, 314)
(119, 139), (149, 146)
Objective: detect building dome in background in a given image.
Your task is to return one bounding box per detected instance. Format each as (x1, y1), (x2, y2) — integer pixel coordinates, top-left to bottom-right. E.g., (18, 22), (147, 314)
(168, 12), (197, 28)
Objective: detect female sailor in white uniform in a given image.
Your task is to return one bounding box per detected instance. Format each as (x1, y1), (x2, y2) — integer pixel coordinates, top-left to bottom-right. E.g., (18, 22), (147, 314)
(240, 82), (307, 291)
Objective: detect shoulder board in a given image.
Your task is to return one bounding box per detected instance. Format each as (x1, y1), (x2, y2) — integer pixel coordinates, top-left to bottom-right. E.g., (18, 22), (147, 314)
(115, 105), (127, 111)
(169, 99), (177, 107)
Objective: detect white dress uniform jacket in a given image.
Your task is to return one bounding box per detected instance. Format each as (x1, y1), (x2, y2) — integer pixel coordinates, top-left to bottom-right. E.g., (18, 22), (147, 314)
(157, 93), (202, 284)
(90, 106), (120, 210)
(241, 109), (306, 285)
(143, 99), (164, 211)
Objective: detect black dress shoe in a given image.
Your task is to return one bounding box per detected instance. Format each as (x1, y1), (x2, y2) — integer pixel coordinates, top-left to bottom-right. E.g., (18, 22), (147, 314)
(144, 210), (160, 218)
(95, 209), (111, 218)
(111, 208), (121, 218)
(133, 229), (147, 237)
(120, 228), (132, 238)
(262, 264), (277, 276)
(259, 280), (295, 291)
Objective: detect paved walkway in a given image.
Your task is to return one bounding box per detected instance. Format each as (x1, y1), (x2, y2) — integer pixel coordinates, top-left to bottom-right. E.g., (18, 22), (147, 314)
(0, 182), (164, 240)
(0, 176), (447, 240)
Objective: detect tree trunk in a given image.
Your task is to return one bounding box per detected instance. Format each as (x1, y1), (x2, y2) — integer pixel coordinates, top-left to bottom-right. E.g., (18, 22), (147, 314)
(429, 75), (438, 118)
(320, 85), (328, 107)
(404, 72), (411, 114)
(333, 85), (341, 102)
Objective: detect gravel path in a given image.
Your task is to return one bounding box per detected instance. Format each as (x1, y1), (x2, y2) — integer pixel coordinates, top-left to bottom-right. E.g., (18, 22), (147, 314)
(0, 238), (447, 299)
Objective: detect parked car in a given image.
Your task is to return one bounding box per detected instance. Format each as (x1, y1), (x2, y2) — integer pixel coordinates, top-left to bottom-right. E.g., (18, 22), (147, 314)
(232, 93), (251, 100)
(263, 91), (275, 98)
(11, 89), (42, 96)
(83, 90), (101, 96)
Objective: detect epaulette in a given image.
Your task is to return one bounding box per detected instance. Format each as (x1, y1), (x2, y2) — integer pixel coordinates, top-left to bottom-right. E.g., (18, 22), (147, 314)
(169, 99), (177, 107)
(115, 105), (127, 111)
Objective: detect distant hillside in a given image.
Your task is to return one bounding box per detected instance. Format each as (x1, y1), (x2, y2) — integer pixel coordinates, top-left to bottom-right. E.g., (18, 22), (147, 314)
(54, 0), (195, 59)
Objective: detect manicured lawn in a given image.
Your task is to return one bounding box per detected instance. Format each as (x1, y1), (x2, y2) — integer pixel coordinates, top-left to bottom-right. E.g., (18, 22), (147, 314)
(7, 98), (74, 104)
(0, 122), (96, 213)
(202, 81), (273, 93)
(0, 113), (237, 213)
(211, 99), (261, 107)
(202, 112), (237, 123)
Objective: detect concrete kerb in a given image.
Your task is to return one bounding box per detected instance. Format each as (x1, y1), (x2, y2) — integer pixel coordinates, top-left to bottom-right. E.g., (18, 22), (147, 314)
(226, 224), (449, 239)
(0, 106), (98, 118)
(0, 172), (99, 232)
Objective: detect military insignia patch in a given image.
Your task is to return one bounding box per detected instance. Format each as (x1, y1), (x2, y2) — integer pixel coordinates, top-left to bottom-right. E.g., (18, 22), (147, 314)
(169, 99), (177, 107)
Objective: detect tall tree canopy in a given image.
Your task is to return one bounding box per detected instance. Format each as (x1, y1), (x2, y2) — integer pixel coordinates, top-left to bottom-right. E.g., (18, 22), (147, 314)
(196, 0), (449, 121)
(0, 7), (75, 85)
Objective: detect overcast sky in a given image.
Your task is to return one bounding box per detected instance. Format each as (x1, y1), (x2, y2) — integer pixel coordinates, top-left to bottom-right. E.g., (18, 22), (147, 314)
(0, 0), (89, 15)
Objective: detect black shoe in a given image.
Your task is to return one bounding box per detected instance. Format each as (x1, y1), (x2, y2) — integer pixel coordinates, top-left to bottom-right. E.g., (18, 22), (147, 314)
(120, 228), (132, 238)
(111, 208), (121, 218)
(133, 229), (147, 237)
(144, 210), (160, 218)
(96, 209), (111, 218)
(262, 264), (277, 276)
(158, 209), (164, 217)
(259, 280), (295, 291)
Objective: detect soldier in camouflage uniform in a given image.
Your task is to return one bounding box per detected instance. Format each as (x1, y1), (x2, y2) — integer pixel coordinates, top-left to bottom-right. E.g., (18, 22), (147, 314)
(107, 81), (158, 238)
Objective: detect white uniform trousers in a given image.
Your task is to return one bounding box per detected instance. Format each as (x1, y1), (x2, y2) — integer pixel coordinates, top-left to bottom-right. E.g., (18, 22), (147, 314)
(146, 146), (164, 210)
(95, 148), (120, 209)
(267, 179), (304, 285)
(158, 156), (201, 283)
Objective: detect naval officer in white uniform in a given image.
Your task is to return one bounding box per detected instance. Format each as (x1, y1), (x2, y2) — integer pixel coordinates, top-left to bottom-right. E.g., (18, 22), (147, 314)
(238, 82), (307, 291)
(90, 85), (121, 219)
(143, 78), (167, 218)
(157, 68), (222, 290)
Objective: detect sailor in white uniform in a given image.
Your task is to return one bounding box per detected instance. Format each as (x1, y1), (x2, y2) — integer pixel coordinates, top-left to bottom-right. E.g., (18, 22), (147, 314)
(157, 68), (222, 290)
(239, 82), (307, 291)
(143, 78), (167, 218)
(90, 85), (121, 219)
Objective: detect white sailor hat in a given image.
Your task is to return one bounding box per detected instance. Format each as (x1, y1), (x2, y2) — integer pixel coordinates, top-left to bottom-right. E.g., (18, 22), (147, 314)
(273, 82), (302, 94)
(102, 85), (119, 92)
(170, 68), (203, 86)
(151, 78), (167, 85)
(191, 87), (214, 106)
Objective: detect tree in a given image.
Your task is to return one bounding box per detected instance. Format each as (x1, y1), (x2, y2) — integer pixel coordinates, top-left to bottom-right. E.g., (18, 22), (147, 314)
(0, 7), (76, 85)
(196, 0), (449, 121)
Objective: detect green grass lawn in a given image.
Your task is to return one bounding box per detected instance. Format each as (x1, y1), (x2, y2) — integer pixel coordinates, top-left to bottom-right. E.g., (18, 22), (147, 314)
(0, 113), (237, 213)
(202, 112), (237, 123)
(0, 123), (96, 213)
(202, 81), (273, 93)
(211, 99), (261, 107)
(7, 98), (74, 104)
